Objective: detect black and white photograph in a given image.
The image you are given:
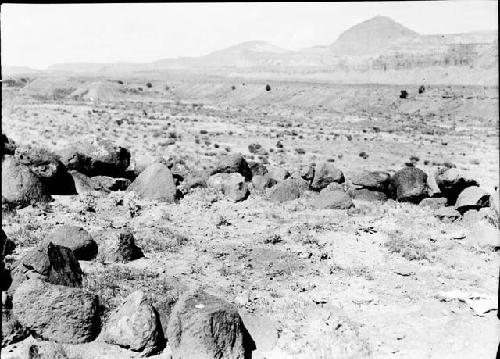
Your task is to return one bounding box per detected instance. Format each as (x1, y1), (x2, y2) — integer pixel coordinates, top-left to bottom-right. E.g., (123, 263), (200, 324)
(1, 2), (499, 358)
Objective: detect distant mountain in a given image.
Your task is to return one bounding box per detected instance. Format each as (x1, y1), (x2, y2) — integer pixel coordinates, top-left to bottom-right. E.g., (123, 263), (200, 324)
(39, 16), (497, 75)
(155, 41), (292, 69)
(47, 62), (153, 73)
(3, 66), (42, 76)
(330, 16), (419, 56)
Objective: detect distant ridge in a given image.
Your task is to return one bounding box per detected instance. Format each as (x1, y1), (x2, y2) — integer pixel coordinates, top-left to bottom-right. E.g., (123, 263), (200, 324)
(13, 16), (496, 75)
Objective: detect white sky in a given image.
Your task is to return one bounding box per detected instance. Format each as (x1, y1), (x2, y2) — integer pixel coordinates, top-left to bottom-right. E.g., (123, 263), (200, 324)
(1, 2), (498, 69)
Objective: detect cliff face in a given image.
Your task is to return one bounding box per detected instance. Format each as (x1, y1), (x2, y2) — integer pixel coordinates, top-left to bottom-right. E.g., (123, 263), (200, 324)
(371, 42), (494, 71)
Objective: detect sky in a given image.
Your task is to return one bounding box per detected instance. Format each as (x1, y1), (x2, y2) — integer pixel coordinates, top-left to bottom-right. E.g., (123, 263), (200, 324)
(1, 2), (498, 69)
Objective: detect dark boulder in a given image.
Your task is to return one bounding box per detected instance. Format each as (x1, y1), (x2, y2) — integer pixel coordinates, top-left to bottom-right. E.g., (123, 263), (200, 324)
(435, 168), (479, 205)
(248, 161), (268, 177)
(390, 167), (429, 203)
(58, 138), (130, 177)
(310, 162), (344, 191)
(2, 134), (16, 157)
(2, 309), (29, 346)
(109, 231), (144, 263)
(252, 174), (277, 192)
(350, 171), (391, 192)
(211, 153), (252, 181)
(13, 278), (100, 344)
(69, 171), (130, 194)
(166, 290), (255, 359)
(455, 186), (490, 214)
(349, 188), (387, 202)
(9, 242), (83, 293)
(48, 225), (98, 261)
(14, 145), (76, 195)
(268, 178), (309, 203)
(2, 157), (53, 208)
(311, 190), (354, 209)
(1, 229), (15, 291)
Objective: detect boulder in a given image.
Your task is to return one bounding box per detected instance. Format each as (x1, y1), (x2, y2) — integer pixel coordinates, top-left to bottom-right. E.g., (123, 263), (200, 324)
(13, 278), (100, 344)
(434, 207), (461, 222)
(455, 186), (490, 214)
(178, 172), (208, 195)
(48, 225), (98, 260)
(211, 153), (252, 181)
(109, 231), (144, 263)
(69, 171), (130, 194)
(2, 309), (29, 346)
(1, 229), (15, 291)
(390, 167), (429, 203)
(1, 228), (16, 257)
(268, 178), (309, 203)
(2, 134), (16, 157)
(310, 162), (344, 191)
(2, 156), (52, 208)
(207, 173), (249, 202)
(248, 161), (268, 177)
(312, 190), (354, 209)
(128, 154), (167, 177)
(300, 164), (315, 183)
(252, 174), (277, 192)
(350, 188), (387, 202)
(435, 168), (479, 204)
(419, 197), (448, 209)
(58, 138), (130, 177)
(267, 167), (290, 182)
(127, 163), (177, 203)
(166, 290), (255, 359)
(489, 189), (499, 216)
(14, 146), (76, 195)
(9, 242), (83, 293)
(350, 171), (391, 192)
(324, 182), (347, 192)
(102, 291), (165, 356)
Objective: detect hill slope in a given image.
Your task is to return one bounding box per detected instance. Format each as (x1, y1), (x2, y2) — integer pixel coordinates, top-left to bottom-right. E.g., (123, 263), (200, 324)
(330, 16), (419, 56)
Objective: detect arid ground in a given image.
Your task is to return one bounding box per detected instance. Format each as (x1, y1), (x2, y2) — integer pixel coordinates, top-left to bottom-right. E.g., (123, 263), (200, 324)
(2, 73), (499, 359)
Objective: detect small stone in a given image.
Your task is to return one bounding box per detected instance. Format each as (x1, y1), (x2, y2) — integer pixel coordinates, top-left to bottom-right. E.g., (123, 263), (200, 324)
(109, 231), (144, 263)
